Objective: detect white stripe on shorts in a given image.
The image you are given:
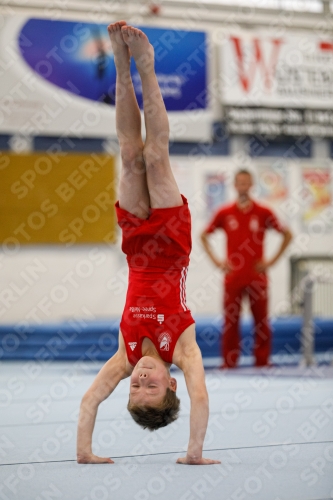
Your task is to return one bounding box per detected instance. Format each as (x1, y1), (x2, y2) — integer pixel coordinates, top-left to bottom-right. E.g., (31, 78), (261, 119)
(180, 266), (189, 311)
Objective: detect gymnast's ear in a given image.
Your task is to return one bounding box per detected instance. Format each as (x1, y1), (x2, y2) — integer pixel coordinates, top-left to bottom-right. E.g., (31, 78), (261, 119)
(169, 377), (177, 392)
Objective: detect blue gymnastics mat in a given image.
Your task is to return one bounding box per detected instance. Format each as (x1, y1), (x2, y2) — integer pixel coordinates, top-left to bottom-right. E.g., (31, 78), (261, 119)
(0, 316), (332, 361)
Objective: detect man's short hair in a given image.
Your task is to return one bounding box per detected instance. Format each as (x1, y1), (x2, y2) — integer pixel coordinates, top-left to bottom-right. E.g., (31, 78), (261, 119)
(127, 388), (180, 431)
(235, 169), (252, 179)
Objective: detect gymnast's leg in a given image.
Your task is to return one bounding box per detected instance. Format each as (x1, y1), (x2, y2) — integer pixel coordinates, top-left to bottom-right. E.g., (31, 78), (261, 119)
(107, 21), (150, 219)
(122, 25), (183, 209)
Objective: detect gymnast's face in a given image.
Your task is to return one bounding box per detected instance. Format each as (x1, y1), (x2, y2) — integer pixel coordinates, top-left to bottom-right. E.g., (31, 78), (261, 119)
(234, 172), (253, 197)
(130, 356), (177, 406)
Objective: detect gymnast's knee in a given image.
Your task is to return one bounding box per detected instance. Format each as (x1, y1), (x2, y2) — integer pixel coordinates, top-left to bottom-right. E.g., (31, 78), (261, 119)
(143, 138), (169, 164)
(120, 143), (144, 167)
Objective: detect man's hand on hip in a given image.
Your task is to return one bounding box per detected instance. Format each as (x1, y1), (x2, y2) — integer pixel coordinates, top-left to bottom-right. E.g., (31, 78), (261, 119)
(255, 259), (272, 272)
(218, 260), (232, 273)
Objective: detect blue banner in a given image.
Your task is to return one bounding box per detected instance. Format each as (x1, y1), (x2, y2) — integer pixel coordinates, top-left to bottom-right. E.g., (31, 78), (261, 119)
(19, 19), (207, 112)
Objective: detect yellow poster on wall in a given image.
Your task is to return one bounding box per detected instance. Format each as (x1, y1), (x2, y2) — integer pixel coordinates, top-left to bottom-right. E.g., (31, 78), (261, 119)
(0, 152), (117, 245)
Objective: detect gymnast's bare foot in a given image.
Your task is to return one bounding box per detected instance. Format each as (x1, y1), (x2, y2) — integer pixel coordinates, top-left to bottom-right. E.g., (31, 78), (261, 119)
(107, 21), (130, 68)
(121, 25), (154, 75)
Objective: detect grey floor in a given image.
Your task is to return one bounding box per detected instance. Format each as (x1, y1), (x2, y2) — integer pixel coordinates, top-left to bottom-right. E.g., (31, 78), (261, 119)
(1, 361), (333, 500)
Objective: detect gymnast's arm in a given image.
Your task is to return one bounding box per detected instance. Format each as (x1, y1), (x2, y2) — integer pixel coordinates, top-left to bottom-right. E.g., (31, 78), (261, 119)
(174, 329), (221, 465)
(77, 333), (132, 464)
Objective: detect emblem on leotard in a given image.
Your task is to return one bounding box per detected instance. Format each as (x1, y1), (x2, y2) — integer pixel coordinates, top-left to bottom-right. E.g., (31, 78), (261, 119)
(227, 215), (238, 230)
(158, 332), (171, 351)
(157, 314), (164, 324)
(128, 342), (137, 351)
(250, 216), (259, 232)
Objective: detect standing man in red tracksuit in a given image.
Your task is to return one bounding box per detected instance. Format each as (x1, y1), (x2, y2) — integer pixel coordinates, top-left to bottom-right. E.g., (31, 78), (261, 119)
(201, 170), (292, 368)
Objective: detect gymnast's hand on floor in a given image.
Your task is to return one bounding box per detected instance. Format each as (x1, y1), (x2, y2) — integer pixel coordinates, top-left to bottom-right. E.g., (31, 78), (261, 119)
(176, 456), (221, 465)
(77, 453), (114, 464)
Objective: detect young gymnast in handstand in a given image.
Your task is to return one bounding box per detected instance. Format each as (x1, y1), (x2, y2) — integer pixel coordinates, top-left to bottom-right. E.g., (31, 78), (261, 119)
(77, 21), (220, 466)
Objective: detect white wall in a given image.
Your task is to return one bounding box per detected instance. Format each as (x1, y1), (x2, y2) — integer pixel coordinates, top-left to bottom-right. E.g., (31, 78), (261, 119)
(1, 155), (332, 325)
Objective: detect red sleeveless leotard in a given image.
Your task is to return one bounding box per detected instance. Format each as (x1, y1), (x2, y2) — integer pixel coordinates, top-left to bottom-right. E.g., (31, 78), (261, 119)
(115, 195), (195, 366)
